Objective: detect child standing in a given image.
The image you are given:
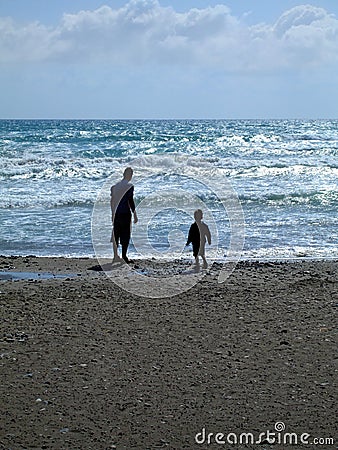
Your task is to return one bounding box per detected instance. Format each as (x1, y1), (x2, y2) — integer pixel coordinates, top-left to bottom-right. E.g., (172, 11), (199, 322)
(186, 209), (211, 269)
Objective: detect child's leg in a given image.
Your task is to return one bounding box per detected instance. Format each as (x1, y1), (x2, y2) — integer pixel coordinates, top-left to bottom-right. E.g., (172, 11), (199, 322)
(193, 243), (200, 266)
(199, 243), (208, 268)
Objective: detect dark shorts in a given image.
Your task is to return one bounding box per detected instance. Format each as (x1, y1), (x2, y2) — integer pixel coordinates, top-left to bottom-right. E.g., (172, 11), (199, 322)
(192, 241), (205, 258)
(111, 213), (131, 247)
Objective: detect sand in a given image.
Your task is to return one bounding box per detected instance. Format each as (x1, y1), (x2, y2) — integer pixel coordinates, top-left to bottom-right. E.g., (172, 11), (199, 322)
(0, 256), (337, 449)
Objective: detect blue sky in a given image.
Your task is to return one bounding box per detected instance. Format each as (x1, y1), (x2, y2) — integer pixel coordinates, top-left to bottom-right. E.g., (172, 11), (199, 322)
(1, 0), (338, 118)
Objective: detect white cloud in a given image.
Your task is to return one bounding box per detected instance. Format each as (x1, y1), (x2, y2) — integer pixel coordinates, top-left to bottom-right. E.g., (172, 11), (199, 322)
(269, 5), (338, 67)
(0, 1), (337, 71)
(274, 4), (329, 38)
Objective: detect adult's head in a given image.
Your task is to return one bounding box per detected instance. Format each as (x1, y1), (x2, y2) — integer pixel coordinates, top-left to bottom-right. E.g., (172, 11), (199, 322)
(123, 167), (133, 181)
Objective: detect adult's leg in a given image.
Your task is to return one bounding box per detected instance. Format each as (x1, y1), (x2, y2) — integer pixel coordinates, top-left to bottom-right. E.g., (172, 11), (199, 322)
(112, 217), (122, 261)
(119, 214), (132, 263)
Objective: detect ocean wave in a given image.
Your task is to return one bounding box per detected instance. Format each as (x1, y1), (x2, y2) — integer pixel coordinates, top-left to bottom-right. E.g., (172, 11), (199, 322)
(240, 246), (338, 260)
(2, 119), (338, 161)
(0, 156), (121, 181)
(239, 190), (338, 206)
(228, 164), (338, 178)
(3, 188), (336, 210)
(0, 198), (96, 209)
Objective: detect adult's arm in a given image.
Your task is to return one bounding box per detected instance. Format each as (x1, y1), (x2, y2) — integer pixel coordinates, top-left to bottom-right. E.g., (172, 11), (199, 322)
(128, 186), (138, 224)
(110, 186), (115, 221)
(127, 186), (136, 213)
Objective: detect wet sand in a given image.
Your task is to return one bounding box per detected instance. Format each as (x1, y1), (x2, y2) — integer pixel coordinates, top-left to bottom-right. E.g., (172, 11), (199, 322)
(0, 256), (337, 449)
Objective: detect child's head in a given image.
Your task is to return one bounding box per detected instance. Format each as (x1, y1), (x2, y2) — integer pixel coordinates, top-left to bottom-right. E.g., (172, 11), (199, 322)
(194, 209), (203, 222)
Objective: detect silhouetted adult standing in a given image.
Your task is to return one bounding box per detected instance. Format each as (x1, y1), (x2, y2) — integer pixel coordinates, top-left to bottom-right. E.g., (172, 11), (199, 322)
(110, 167), (138, 264)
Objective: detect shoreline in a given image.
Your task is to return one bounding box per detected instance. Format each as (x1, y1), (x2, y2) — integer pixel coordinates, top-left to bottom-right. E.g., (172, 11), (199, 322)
(1, 253), (338, 265)
(0, 255), (337, 283)
(1, 255), (337, 449)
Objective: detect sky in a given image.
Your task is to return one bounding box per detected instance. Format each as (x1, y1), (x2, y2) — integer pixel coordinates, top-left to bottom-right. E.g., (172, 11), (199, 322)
(1, 0), (338, 119)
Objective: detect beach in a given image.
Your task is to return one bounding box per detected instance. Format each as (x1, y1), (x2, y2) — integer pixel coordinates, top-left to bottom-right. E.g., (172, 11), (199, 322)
(0, 256), (336, 449)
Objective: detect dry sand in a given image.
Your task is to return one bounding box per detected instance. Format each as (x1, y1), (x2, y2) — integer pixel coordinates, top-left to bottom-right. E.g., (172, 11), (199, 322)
(0, 256), (337, 449)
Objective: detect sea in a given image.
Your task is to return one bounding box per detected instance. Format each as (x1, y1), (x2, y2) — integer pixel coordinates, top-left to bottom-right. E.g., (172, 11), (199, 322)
(0, 119), (337, 261)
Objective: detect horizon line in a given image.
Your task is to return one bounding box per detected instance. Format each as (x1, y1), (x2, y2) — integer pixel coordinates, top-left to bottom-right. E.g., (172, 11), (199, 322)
(1, 117), (337, 121)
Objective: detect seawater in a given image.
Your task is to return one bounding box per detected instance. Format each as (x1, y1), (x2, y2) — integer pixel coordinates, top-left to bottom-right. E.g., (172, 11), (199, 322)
(0, 119), (337, 260)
